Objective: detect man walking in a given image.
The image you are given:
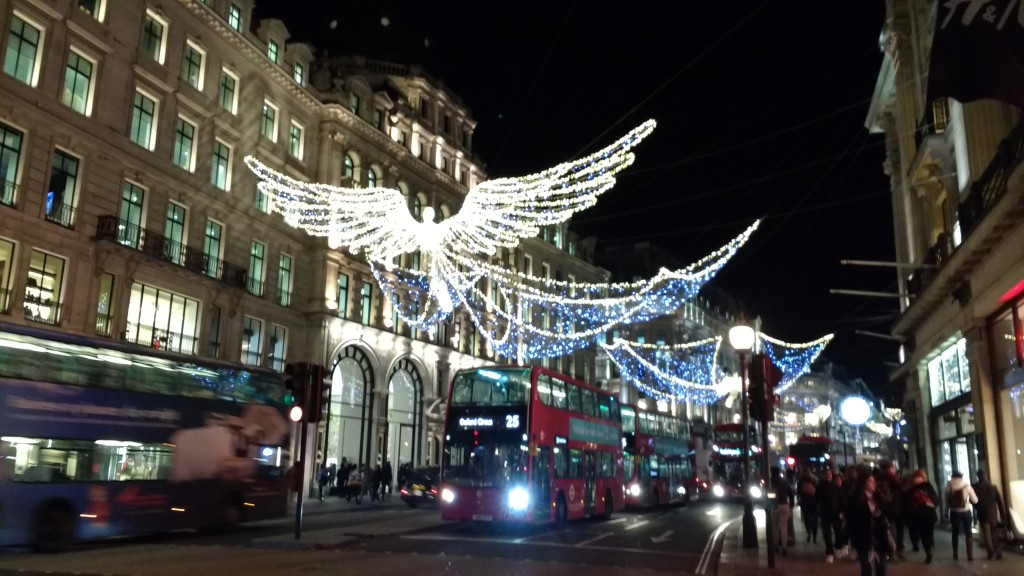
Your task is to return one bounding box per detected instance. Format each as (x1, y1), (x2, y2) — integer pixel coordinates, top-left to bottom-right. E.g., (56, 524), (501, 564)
(972, 470), (1006, 560)
(818, 468), (846, 563)
(770, 467), (795, 556)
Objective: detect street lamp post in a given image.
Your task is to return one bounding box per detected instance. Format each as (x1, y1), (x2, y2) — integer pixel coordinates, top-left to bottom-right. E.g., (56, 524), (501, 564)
(729, 323), (757, 549)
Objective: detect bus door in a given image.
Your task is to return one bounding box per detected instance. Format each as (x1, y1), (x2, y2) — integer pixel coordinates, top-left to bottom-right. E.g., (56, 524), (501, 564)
(583, 451), (596, 514)
(532, 447), (552, 521)
(640, 456), (653, 505)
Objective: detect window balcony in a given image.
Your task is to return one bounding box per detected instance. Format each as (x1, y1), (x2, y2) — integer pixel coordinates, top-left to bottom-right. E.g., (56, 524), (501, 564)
(247, 276), (265, 297)
(95, 312), (113, 336)
(44, 201), (75, 228)
(96, 215), (249, 291)
(23, 296), (61, 326)
(1, 182), (15, 207)
(958, 116), (1024, 237)
(0, 287), (11, 314)
(123, 322), (198, 355)
(276, 288), (291, 307)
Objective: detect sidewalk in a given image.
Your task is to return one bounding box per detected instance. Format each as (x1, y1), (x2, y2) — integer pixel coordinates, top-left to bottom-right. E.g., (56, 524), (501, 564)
(717, 506), (1024, 576)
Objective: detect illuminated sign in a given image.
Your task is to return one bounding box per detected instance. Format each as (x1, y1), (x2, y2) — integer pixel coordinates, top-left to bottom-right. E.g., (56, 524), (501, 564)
(718, 447), (742, 457)
(554, 435), (568, 446)
(459, 417), (494, 427)
(505, 414), (520, 429)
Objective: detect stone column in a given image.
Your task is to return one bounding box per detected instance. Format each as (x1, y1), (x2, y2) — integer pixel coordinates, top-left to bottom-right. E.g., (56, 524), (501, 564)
(965, 321), (1003, 485)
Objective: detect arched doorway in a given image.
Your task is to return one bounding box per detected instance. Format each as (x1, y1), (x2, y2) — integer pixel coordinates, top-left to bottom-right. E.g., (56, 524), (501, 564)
(328, 345), (374, 470)
(382, 358), (423, 474)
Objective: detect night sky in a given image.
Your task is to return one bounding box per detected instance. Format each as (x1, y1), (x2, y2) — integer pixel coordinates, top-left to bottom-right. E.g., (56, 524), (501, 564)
(255, 1), (898, 397)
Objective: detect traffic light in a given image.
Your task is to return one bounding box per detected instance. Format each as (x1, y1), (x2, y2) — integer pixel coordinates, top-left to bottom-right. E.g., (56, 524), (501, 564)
(308, 364), (331, 423)
(748, 353), (783, 422)
(284, 362), (309, 422)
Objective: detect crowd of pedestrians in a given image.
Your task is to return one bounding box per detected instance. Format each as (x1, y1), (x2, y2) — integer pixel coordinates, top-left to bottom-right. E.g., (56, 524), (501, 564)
(314, 458), (396, 503)
(772, 461), (1011, 575)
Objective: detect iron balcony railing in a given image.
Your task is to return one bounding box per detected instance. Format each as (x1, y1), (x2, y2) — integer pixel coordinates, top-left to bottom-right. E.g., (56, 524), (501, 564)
(0, 287), (11, 314)
(96, 215), (248, 290)
(123, 322), (198, 355)
(959, 116), (1024, 236)
(44, 201), (75, 228)
(0, 181), (15, 207)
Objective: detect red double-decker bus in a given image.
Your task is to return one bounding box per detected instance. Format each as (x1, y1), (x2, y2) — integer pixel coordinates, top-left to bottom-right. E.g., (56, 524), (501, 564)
(621, 404), (692, 507)
(440, 366), (624, 524)
(709, 423), (760, 499)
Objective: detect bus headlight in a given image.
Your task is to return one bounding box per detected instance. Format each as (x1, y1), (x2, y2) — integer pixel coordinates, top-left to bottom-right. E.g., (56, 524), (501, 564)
(676, 486), (687, 495)
(508, 486), (530, 510)
(629, 484), (642, 497)
(749, 485), (763, 499)
(712, 485), (725, 498)
(441, 488), (456, 503)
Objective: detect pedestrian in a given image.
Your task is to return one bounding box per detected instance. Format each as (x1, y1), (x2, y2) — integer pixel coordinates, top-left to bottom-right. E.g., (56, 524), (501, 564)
(846, 474), (891, 576)
(874, 461), (906, 560)
(370, 465), (382, 502)
(382, 460), (394, 500)
(818, 468), (846, 563)
(903, 469), (938, 563)
(770, 467), (795, 556)
(972, 470), (1006, 560)
(944, 470), (979, 561)
(339, 457), (350, 488)
(799, 470), (820, 544)
(316, 463), (329, 500)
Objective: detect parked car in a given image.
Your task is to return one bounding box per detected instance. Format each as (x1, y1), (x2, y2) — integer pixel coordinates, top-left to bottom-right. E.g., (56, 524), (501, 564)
(400, 467), (440, 507)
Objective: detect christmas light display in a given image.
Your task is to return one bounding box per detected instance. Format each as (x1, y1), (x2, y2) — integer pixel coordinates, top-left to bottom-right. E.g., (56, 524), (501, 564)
(245, 120), (656, 312)
(600, 337), (723, 404)
(758, 332), (833, 394)
(374, 221), (761, 361)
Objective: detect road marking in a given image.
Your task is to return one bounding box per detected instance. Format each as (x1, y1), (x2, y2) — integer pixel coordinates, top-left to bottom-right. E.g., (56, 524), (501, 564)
(695, 515), (738, 576)
(650, 530), (673, 544)
(623, 520), (649, 531)
(402, 533), (700, 558)
(575, 532), (614, 547)
(606, 517), (627, 524)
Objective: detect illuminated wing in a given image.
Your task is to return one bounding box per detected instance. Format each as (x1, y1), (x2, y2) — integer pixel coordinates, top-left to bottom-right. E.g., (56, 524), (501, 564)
(245, 157), (420, 260)
(441, 119), (656, 255)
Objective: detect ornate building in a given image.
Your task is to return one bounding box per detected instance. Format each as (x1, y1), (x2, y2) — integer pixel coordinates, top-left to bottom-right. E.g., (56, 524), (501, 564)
(0, 0), (606, 485)
(867, 0), (1024, 522)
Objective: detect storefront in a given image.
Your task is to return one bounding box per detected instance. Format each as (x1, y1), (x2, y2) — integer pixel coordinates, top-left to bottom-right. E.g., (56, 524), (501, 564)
(926, 338), (979, 488)
(990, 300), (1024, 521)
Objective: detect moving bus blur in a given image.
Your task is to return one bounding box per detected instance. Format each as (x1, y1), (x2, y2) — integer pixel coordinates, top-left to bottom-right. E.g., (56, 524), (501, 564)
(621, 404), (692, 507)
(440, 366), (624, 524)
(788, 435), (854, 474)
(0, 322), (290, 550)
(709, 423), (761, 499)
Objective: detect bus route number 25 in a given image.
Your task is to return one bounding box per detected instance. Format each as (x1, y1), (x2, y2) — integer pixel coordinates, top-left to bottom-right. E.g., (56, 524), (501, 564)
(505, 414), (520, 429)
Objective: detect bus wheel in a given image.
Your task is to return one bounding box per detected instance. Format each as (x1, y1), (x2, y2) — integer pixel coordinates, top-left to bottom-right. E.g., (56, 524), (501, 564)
(219, 495), (244, 528)
(34, 502), (73, 553)
(554, 493), (568, 526)
(601, 490), (613, 520)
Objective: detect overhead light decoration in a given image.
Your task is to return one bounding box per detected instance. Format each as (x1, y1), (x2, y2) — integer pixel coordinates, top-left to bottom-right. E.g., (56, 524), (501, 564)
(246, 120), (656, 313)
(758, 332), (833, 394)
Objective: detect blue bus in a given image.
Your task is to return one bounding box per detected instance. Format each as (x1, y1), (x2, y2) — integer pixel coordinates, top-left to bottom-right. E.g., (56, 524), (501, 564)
(0, 322), (290, 550)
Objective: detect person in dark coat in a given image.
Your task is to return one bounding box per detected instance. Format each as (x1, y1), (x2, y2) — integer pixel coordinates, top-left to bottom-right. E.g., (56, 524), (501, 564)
(874, 461), (906, 560)
(846, 474), (891, 576)
(770, 467), (796, 556)
(382, 460), (394, 500)
(903, 469), (938, 563)
(798, 470), (820, 543)
(972, 470), (1006, 560)
(818, 468), (846, 562)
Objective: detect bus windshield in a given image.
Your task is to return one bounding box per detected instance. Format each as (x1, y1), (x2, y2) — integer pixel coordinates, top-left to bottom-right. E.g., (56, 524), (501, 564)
(450, 368), (531, 407)
(443, 440), (529, 487)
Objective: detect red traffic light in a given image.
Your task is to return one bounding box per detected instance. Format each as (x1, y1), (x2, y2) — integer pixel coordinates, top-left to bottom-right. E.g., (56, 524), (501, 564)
(289, 405), (304, 422)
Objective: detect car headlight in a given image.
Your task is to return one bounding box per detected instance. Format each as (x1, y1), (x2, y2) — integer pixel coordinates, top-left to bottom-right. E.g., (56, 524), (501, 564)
(676, 486), (686, 495)
(508, 486), (530, 510)
(629, 484), (642, 496)
(712, 485), (725, 498)
(749, 485), (763, 499)
(441, 488), (455, 503)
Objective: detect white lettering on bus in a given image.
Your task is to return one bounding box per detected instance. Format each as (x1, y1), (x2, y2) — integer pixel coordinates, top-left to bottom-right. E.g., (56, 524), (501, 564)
(459, 417), (494, 427)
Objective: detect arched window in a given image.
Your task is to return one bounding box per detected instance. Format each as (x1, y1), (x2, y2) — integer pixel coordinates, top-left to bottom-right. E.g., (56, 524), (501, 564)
(343, 154), (355, 179)
(367, 166), (379, 188)
(439, 204), (450, 222)
(412, 195), (422, 219)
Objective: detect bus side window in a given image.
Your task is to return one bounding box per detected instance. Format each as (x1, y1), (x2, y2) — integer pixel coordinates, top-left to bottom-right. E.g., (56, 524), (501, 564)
(537, 374), (553, 406)
(568, 449), (581, 478)
(600, 453), (613, 477)
(581, 389), (596, 417)
(567, 383), (582, 413)
(609, 397), (621, 423)
(553, 448), (568, 478)
(551, 379), (567, 410)
(598, 395), (611, 420)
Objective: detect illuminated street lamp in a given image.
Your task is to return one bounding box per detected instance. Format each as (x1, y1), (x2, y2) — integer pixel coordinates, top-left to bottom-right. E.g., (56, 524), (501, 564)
(728, 322), (757, 549)
(839, 396), (872, 466)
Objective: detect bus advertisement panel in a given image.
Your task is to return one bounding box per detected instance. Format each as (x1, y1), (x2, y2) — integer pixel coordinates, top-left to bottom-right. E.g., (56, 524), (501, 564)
(621, 405), (692, 507)
(0, 323), (289, 550)
(440, 366), (623, 524)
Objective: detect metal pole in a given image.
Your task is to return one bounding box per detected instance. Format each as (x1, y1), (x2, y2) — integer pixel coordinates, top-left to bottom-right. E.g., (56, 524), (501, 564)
(295, 420), (308, 540)
(740, 352), (758, 548)
(762, 420), (775, 568)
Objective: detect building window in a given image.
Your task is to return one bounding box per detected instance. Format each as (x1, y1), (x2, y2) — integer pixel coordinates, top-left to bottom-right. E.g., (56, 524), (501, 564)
(78, 1), (106, 21)
(343, 154), (355, 179)
(269, 325), (287, 371)
(141, 10), (167, 64)
(0, 237), (15, 314)
(293, 62), (304, 85)
(45, 150), (79, 228)
(171, 117), (196, 172)
(260, 101), (278, 141)
(241, 316), (263, 365)
(211, 140), (231, 190)
(181, 40), (205, 91)
(25, 250), (65, 326)
(126, 282), (200, 355)
(95, 272), (114, 336)
(118, 181), (145, 248)
(523, 254), (533, 276)
(203, 219), (222, 278)
(207, 305), (221, 357)
(276, 253), (292, 306)
(360, 282), (372, 325)
(443, 114), (451, 135)
(266, 40), (278, 64)
(289, 121), (304, 160)
(419, 98), (429, 118)
(928, 338), (971, 407)
(228, 3), (242, 32)
(248, 240), (265, 297)
(349, 93), (360, 115)
(373, 109), (384, 131)
(367, 166), (378, 188)
(218, 69), (238, 113)
(164, 202), (186, 265)
(255, 184), (269, 213)
(1, 123), (23, 207)
(62, 49), (94, 116)
(4, 14), (43, 86)
(336, 273), (348, 318)
(129, 90), (157, 150)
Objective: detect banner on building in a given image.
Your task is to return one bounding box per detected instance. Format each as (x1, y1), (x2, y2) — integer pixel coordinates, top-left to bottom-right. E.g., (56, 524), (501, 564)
(927, 0), (1024, 109)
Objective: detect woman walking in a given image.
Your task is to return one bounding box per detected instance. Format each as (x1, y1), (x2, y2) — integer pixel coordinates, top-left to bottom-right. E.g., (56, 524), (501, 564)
(904, 469), (938, 563)
(846, 474), (892, 576)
